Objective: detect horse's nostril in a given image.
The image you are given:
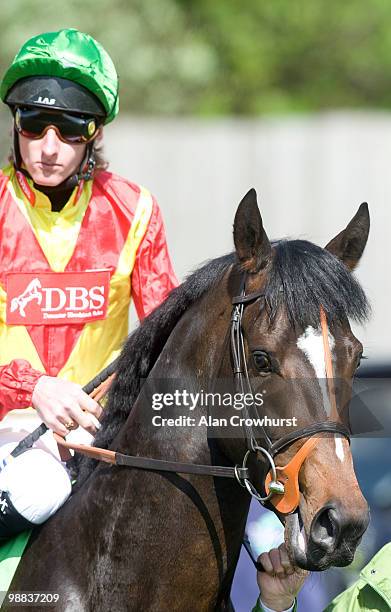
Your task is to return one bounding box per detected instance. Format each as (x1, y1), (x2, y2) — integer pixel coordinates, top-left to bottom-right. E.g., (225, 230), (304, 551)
(320, 508), (337, 538)
(310, 505), (339, 552)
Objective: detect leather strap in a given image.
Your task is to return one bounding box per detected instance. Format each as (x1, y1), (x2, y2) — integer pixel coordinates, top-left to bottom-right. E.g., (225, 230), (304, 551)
(232, 291), (264, 305)
(53, 433), (117, 464)
(88, 372), (116, 402)
(268, 421), (350, 457)
(52, 433), (250, 480)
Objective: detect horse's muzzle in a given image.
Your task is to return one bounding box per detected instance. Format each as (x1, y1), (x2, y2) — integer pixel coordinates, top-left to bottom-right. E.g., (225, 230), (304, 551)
(285, 502), (370, 571)
(308, 502), (370, 567)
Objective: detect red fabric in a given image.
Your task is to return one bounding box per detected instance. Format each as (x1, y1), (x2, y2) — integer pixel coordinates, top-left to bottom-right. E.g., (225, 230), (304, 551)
(131, 196), (178, 319)
(4, 171), (137, 375)
(0, 170), (178, 376)
(0, 359), (44, 420)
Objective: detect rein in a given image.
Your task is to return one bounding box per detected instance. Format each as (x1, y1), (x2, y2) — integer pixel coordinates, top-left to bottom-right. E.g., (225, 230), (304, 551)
(10, 273), (350, 516)
(9, 362), (118, 459)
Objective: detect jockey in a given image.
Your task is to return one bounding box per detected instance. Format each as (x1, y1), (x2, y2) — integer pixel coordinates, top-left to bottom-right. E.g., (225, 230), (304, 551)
(0, 29), (177, 540)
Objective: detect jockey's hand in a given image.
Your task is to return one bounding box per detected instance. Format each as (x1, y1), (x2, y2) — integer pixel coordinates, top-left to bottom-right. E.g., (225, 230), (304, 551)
(256, 544), (309, 611)
(31, 376), (102, 436)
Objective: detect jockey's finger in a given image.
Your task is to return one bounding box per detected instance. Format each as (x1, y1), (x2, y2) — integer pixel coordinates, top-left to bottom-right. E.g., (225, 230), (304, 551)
(55, 423), (72, 437)
(33, 399), (69, 435)
(77, 392), (102, 419)
(67, 403), (99, 434)
(43, 415), (69, 437)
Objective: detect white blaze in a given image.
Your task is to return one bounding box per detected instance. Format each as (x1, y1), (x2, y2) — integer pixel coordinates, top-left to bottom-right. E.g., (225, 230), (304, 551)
(296, 325), (336, 418)
(335, 436), (345, 462)
(297, 326), (344, 461)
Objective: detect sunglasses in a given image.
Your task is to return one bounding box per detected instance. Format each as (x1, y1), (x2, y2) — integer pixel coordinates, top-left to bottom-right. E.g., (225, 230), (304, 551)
(14, 107), (99, 144)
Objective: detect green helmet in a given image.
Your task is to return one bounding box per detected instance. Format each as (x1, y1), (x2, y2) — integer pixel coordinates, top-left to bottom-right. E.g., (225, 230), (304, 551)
(0, 28), (119, 124)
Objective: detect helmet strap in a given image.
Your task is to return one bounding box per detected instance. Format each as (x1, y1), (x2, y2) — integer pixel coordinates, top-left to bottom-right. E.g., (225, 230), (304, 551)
(12, 128), (23, 171)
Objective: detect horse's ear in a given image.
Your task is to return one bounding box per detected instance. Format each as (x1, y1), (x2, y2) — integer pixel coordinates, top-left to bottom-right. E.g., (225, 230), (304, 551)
(325, 203), (370, 271)
(233, 188), (272, 272)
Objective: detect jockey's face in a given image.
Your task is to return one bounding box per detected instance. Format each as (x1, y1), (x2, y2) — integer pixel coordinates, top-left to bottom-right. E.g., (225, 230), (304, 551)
(18, 128), (87, 187)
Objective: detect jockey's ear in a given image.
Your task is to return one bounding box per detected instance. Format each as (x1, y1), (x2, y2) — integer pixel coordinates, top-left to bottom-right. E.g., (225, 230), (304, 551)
(325, 203), (370, 271)
(233, 188), (272, 273)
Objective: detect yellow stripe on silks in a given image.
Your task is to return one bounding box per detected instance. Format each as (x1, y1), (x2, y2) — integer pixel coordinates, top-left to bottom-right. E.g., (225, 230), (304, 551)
(3, 165), (92, 272)
(114, 185), (154, 277)
(58, 186), (154, 385)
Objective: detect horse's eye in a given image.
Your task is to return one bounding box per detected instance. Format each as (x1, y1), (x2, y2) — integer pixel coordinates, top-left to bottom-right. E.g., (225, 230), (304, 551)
(253, 350), (272, 372)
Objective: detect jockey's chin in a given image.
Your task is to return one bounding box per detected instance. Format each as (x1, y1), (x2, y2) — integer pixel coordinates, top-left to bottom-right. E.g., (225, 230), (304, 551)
(18, 131), (87, 187)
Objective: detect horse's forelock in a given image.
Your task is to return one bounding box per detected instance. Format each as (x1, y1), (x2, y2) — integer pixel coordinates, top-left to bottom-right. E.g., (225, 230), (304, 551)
(265, 240), (370, 329)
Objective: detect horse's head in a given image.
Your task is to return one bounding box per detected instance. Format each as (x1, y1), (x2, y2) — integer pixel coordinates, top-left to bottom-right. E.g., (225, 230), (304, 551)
(229, 189), (370, 571)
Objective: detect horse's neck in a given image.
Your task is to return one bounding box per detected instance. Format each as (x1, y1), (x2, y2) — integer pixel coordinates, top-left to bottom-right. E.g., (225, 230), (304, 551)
(101, 280), (251, 580)
(15, 274), (252, 606)
(120, 281), (236, 455)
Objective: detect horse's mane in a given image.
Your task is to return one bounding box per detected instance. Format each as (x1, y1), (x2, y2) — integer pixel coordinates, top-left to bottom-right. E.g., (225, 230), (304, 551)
(73, 240), (369, 485)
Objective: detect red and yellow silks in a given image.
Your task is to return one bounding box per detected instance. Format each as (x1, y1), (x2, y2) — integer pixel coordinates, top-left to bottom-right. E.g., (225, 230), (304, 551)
(0, 165), (177, 400)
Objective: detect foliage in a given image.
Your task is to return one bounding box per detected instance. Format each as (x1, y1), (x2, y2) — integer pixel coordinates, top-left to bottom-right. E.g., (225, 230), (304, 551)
(180, 0), (391, 114)
(1, 0), (391, 115)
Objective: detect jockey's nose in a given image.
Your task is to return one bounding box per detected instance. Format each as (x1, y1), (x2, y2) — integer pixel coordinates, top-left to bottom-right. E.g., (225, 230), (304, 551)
(41, 127), (60, 157)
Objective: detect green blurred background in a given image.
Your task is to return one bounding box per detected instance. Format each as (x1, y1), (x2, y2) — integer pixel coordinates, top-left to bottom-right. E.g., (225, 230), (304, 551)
(2, 0), (391, 116)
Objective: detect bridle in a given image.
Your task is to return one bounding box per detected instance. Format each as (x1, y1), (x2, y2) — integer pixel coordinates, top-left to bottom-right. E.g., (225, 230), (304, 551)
(9, 272), (351, 516)
(230, 273), (350, 514)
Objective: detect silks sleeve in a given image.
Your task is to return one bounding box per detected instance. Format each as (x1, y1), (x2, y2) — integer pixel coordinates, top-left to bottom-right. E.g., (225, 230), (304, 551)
(0, 359), (44, 420)
(131, 196), (178, 320)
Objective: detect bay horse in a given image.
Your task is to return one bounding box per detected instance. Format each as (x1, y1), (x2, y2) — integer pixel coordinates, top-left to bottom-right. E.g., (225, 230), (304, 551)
(8, 190), (370, 611)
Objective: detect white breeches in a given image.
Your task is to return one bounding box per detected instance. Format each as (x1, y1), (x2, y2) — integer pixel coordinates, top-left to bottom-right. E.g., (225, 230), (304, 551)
(0, 444), (72, 525)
